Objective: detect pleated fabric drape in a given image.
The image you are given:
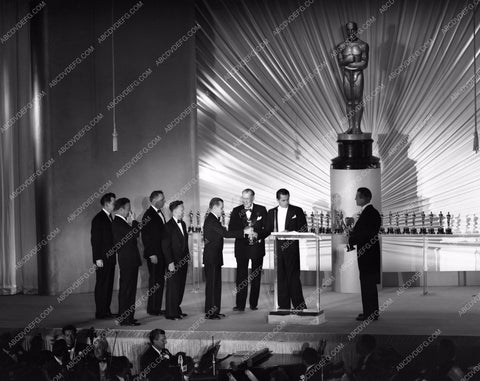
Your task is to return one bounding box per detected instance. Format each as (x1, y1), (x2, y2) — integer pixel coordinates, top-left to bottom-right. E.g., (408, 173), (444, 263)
(196, 0), (480, 222)
(0, 0), (39, 294)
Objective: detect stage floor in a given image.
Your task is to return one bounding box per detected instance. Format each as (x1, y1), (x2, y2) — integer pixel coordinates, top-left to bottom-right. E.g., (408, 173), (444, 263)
(1, 284), (480, 336)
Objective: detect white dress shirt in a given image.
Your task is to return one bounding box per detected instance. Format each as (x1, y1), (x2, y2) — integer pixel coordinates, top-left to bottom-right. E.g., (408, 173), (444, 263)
(114, 214), (128, 223)
(152, 204), (166, 224)
(277, 206), (288, 232)
(174, 216), (184, 235)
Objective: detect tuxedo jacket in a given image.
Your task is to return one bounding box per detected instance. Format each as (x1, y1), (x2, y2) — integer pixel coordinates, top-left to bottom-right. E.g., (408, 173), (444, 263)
(91, 210), (115, 265)
(228, 203), (267, 258)
(264, 205), (308, 252)
(111, 216), (142, 268)
(202, 212), (244, 266)
(141, 206), (166, 260)
(348, 204), (381, 282)
(139, 345), (174, 380)
(162, 218), (190, 265)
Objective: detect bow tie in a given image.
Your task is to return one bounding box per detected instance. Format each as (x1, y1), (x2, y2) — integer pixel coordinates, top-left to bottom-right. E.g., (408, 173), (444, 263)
(177, 219), (183, 223)
(244, 208), (252, 211)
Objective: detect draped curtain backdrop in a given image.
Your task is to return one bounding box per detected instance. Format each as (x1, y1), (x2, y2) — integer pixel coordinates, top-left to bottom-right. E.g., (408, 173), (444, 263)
(0, 0), (39, 294)
(196, 0), (480, 222)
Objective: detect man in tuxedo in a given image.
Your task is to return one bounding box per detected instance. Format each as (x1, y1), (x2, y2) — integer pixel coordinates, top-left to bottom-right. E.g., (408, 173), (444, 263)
(228, 189), (267, 312)
(80, 336), (116, 381)
(140, 329), (175, 381)
(203, 197), (252, 319)
(90, 192), (117, 319)
(162, 200), (190, 320)
(43, 339), (71, 381)
(142, 190), (168, 316)
(61, 325), (88, 364)
(347, 187), (381, 322)
(264, 188), (308, 310)
(112, 197), (142, 326)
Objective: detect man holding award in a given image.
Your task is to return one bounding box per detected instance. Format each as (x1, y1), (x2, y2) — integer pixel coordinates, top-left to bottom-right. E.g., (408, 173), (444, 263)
(202, 197), (253, 319)
(346, 187), (381, 321)
(228, 189), (267, 312)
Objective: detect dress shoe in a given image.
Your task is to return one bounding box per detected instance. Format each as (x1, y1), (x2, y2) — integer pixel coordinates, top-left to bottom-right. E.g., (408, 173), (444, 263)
(357, 313), (364, 318)
(355, 315), (378, 322)
(166, 316), (182, 320)
(217, 313), (226, 318)
(107, 313), (119, 318)
(148, 312), (161, 316)
(233, 306), (245, 312)
(205, 314), (221, 320)
(250, 306), (258, 311)
(180, 313), (188, 317)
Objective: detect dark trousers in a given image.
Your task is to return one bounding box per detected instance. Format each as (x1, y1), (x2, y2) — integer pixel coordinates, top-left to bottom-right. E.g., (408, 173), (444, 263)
(277, 245), (305, 310)
(235, 255), (263, 309)
(204, 264), (222, 315)
(118, 265), (139, 323)
(147, 260), (165, 314)
(165, 261), (188, 318)
(94, 261), (115, 316)
(359, 271), (379, 317)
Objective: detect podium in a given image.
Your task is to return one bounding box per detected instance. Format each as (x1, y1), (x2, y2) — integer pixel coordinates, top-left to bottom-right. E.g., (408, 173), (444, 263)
(267, 232), (327, 325)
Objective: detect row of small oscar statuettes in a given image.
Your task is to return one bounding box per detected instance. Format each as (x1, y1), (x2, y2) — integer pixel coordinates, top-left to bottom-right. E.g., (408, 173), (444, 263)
(183, 210), (479, 235)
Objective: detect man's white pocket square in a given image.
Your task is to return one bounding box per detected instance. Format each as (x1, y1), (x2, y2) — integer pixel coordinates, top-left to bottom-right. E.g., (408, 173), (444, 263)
(292, 215), (297, 219)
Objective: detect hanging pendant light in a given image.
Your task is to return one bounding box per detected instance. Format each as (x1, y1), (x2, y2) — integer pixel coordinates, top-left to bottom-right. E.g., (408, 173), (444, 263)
(111, 0), (118, 152)
(474, 5), (479, 153)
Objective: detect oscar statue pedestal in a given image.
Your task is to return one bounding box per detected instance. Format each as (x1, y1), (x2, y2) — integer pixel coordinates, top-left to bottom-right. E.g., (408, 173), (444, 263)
(330, 133), (382, 293)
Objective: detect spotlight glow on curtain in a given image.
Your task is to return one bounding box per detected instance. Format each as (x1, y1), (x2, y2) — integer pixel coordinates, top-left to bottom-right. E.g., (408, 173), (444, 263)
(196, 0), (480, 226)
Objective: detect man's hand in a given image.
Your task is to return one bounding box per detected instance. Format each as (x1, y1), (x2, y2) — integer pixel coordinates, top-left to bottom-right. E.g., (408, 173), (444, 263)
(127, 211), (134, 225)
(150, 255), (158, 264)
(168, 262), (175, 272)
(95, 260), (104, 268)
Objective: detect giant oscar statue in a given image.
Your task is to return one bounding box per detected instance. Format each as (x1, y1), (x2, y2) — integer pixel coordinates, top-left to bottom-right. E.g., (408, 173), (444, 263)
(331, 21), (382, 293)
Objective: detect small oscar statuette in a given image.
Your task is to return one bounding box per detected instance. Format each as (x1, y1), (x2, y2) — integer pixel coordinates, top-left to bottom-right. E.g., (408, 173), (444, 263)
(454, 214), (461, 234)
(411, 212), (418, 234)
(446, 212), (452, 234)
(325, 212), (332, 234)
(428, 212), (435, 234)
(335, 211), (344, 233)
(319, 211), (325, 234)
(246, 219), (256, 245)
(403, 212), (410, 234)
(188, 210), (193, 232)
(466, 215), (472, 234)
(310, 212), (315, 233)
(196, 211), (201, 232)
(387, 211), (394, 234)
(394, 212), (401, 234)
(437, 211), (445, 234)
(380, 213), (385, 234)
(420, 211), (427, 234)
(221, 211), (225, 227)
